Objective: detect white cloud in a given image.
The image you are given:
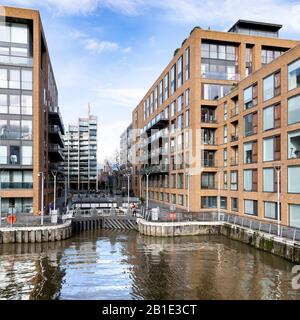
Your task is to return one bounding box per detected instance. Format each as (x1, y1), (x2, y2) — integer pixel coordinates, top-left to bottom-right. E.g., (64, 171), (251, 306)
(84, 38), (119, 53)
(95, 87), (146, 108)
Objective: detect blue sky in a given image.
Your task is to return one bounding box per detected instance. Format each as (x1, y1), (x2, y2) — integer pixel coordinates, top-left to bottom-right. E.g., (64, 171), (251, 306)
(2, 0), (300, 165)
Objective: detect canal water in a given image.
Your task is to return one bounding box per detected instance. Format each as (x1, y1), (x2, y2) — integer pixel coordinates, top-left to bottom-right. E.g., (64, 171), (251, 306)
(0, 230), (299, 300)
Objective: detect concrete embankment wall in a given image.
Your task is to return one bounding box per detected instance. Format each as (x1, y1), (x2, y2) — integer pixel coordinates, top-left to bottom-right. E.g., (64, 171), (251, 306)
(137, 219), (300, 263)
(0, 220), (72, 244)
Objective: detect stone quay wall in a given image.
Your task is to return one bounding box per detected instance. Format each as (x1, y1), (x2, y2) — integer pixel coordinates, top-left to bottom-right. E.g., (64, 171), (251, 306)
(0, 220), (72, 244)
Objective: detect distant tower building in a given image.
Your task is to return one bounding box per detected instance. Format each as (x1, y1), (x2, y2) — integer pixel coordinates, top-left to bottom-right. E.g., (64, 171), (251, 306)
(64, 111), (98, 191)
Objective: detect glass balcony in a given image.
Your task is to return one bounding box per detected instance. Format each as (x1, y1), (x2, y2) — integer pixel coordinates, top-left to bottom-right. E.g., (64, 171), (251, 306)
(0, 55), (33, 66)
(201, 71), (240, 81)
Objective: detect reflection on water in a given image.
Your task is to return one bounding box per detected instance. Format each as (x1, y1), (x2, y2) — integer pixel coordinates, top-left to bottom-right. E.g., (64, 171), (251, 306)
(0, 230), (299, 300)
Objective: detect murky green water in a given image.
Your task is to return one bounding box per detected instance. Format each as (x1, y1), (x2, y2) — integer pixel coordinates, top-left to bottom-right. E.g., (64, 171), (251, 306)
(0, 230), (299, 300)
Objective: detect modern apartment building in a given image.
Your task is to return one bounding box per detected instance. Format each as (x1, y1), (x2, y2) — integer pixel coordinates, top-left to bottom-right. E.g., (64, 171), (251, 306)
(64, 113), (98, 191)
(0, 6), (65, 215)
(120, 124), (133, 167)
(131, 20), (300, 227)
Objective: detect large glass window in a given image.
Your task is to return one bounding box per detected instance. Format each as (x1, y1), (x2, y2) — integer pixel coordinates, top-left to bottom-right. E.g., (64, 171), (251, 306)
(244, 141), (257, 164)
(261, 48), (285, 65)
(231, 171), (238, 191)
(177, 55), (183, 88)
(185, 89), (190, 108)
(201, 173), (215, 189)
(263, 168), (275, 192)
(288, 59), (300, 91)
(201, 196), (217, 208)
(0, 68), (8, 88)
(263, 136), (280, 162)
(170, 64), (176, 95)
(185, 47), (190, 80)
(288, 166), (300, 193)
(263, 104), (280, 131)
(9, 69), (20, 89)
(244, 112), (257, 136)
(21, 94), (32, 115)
(21, 120), (32, 140)
(243, 87), (252, 109)
(244, 170), (253, 191)
(289, 204), (300, 228)
(0, 94), (8, 113)
(263, 74), (274, 101)
(159, 80), (163, 105)
(0, 146), (7, 164)
(201, 42), (237, 80)
(164, 73), (169, 101)
(264, 202), (278, 220)
(9, 94), (20, 114)
(11, 24), (28, 44)
(202, 84), (232, 100)
(21, 146), (32, 165)
(288, 130), (300, 159)
(244, 199), (258, 216)
(263, 137), (274, 162)
(288, 95), (300, 125)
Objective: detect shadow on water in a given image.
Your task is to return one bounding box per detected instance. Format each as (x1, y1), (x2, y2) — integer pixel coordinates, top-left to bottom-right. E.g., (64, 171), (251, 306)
(0, 230), (299, 300)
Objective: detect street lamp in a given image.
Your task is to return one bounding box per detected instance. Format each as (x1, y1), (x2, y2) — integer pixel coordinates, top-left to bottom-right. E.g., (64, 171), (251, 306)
(273, 163), (282, 237)
(51, 170), (57, 211)
(38, 172), (44, 225)
(187, 172), (190, 213)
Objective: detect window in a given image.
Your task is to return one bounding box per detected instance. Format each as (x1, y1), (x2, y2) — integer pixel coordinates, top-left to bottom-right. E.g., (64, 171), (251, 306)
(21, 120), (32, 140)
(288, 166), (300, 193)
(11, 24), (28, 44)
(263, 72), (280, 101)
(10, 146), (20, 164)
(231, 198), (238, 211)
(224, 171), (228, 190)
(224, 102), (228, 120)
(185, 47), (190, 80)
(0, 68), (8, 88)
(288, 59), (300, 90)
(223, 149), (227, 167)
(288, 95), (300, 125)
(21, 146), (32, 165)
(164, 73), (169, 101)
(9, 69), (20, 89)
(21, 95), (32, 115)
(202, 84), (232, 100)
(0, 94), (7, 113)
(0, 146), (7, 164)
(244, 169), (257, 192)
(159, 80), (163, 105)
(177, 56), (183, 88)
(171, 174), (176, 188)
(201, 196), (217, 208)
(171, 101), (176, 117)
(171, 64), (176, 95)
(201, 173), (215, 189)
(263, 136), (280, 162)
(244, 200), (258, 216)
(143, 101), (146, 120)
(221, 197), (227, 209)
(178, 114), (183, 131)
(264, 202), (278, 220)
(263, 168), (275, 192)
(171, 194), (176, 204)
(0, 24), (10, 42)
(244, 141), (257, 164)
(289, 204), (300, 228)
(243, 86), (252, 109)
(243, 84), (257, 110)
(201, 43), (237, 80)
(288, 130), (300, 159)
(154, 87), (158, 110)
(177, 95), (183, 112)
(261, 48), (285, 65)
(185, 110), (189, 128)
(231, 171), (238, 191)
(223, 125), (228, 143)
(177, 174), (183, 189)
(178, 194), (184, 206)
(263, 104), (280, 131)
(9, 94), (20, 114)
(244, 112), (258, 136)
(185, 89), (190, 108)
